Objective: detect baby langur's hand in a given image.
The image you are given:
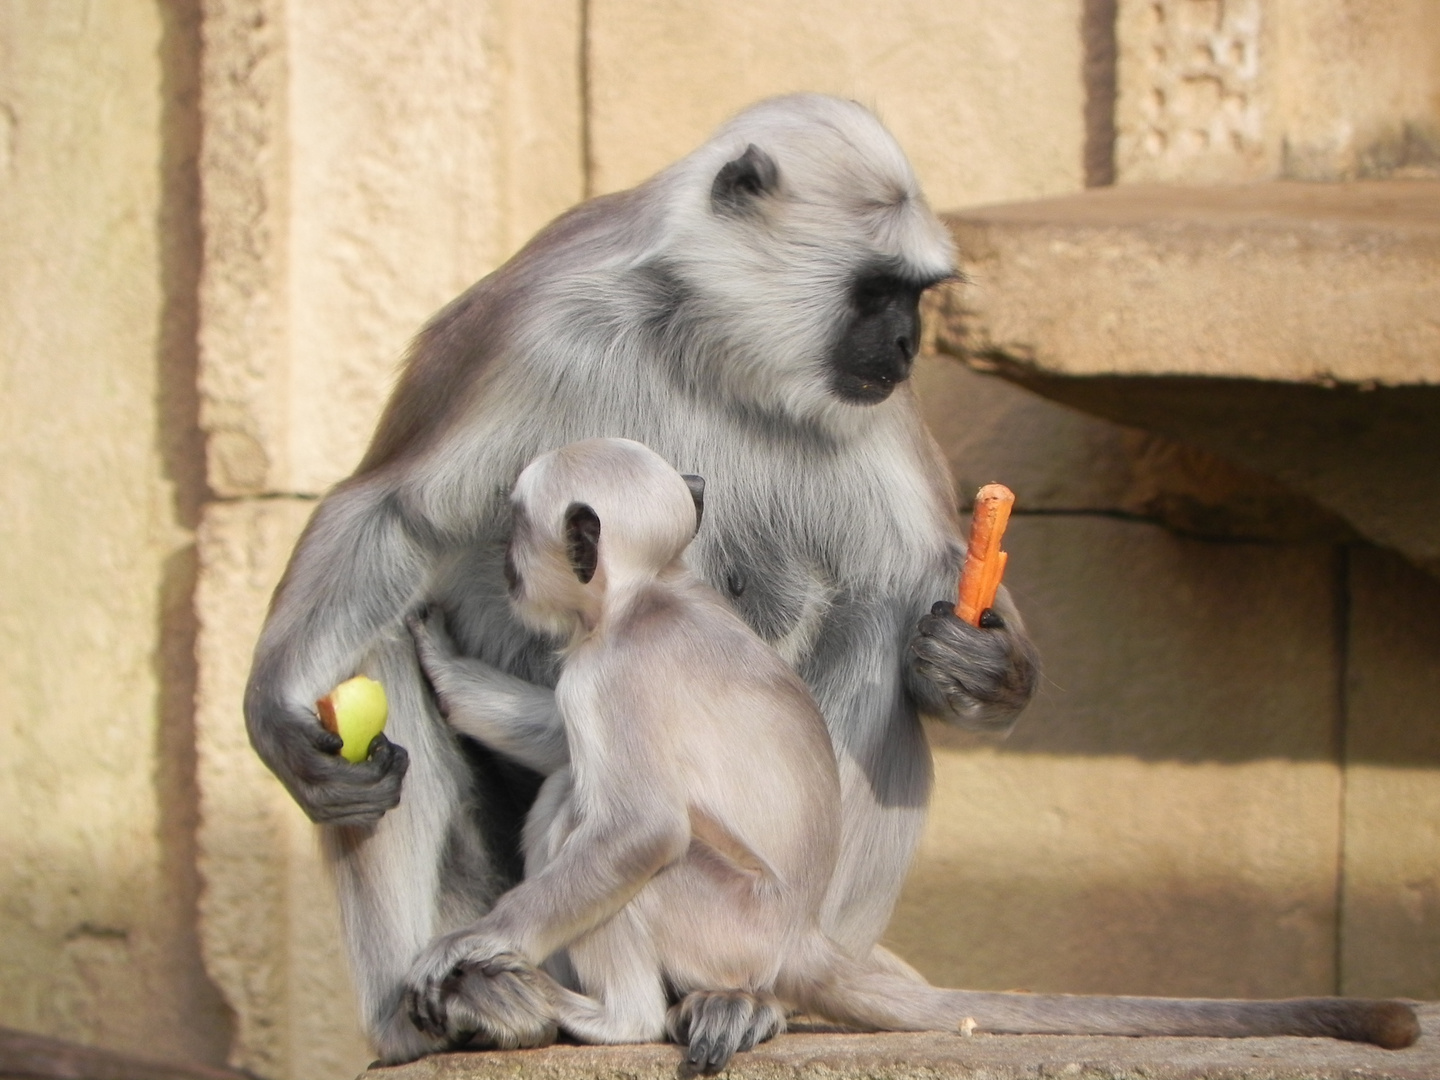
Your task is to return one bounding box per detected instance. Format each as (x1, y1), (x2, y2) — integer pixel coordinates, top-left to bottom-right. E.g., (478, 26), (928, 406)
(406, 605), (569, 776)
(404, 930), (557, 1051)
(407, 607), (462, 706)
(908, 598), (1038, 732)
(407, 604), (457, 661)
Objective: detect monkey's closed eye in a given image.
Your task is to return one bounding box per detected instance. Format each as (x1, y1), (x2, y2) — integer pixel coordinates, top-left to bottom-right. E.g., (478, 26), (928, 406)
(849, 272), (924, 318)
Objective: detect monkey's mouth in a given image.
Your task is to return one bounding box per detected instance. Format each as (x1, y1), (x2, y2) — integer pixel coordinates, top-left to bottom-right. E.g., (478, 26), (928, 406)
(832, 360), (911, 404)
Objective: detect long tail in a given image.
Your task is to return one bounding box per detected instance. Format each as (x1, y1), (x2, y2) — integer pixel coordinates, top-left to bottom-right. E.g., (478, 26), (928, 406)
(782, 936), (1419, 1050)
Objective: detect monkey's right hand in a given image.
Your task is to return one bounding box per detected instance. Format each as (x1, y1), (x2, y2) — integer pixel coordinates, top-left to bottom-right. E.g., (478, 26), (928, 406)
(246, 699), (410, 827)
(908, 599), (1039, 733)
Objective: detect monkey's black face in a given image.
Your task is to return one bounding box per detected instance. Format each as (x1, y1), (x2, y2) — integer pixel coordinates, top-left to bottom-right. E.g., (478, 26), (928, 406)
(828, 270), (929, 404)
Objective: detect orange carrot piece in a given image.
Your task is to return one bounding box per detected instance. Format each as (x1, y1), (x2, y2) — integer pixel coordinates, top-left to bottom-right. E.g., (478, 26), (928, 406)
(955, 484), (1015, 625)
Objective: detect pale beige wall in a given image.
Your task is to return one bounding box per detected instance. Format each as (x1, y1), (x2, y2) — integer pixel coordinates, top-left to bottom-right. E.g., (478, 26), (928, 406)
(1342, 548), (1440, 999)
(587, 0), (1088, 209)
(200, 0), (584, 500)
(1273, 0), (1440, 180)
(4, 3), (1438, 1079)
(0, 0), (230, 1066)
(1116, 0), (1440, 183)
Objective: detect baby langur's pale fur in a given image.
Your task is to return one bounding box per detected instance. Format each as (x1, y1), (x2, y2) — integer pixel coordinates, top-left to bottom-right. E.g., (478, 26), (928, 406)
(408, 439), (1420, 1071)
(408, 437), (838, 1069)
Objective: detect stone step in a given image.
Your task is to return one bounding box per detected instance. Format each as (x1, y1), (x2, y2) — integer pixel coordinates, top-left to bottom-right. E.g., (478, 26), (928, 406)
(368, 1006), (1440, 1080)
(928, 181), (1440, 575)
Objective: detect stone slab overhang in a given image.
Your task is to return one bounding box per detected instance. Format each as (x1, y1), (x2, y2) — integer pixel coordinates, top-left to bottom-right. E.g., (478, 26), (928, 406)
(927, 181), (1440, 575)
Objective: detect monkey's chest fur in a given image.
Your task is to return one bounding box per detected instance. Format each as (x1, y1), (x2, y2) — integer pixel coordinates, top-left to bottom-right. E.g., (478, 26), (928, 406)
(437, 483), (948, 742)
(426, 405), (956, 913)
(438, 518), (841, 681)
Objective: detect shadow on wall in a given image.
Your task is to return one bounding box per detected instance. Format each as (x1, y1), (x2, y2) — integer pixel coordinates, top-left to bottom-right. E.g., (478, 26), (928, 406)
(151, 0), (236, 1065)
(912, 359), (1440, 767)
(936, 505), (1440, 766)
(894, 851), (1440, 1001)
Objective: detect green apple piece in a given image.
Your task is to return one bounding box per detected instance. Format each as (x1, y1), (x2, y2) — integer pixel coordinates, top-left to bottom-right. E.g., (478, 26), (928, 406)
(316, 675), (388, 763)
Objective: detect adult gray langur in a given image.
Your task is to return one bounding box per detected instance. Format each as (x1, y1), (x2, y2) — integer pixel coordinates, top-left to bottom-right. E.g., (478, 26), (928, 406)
(242, 94), (1417, 1062)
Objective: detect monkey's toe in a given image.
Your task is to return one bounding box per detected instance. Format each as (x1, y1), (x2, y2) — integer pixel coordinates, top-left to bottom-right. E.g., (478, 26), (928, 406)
(668, 990), (785, 1074)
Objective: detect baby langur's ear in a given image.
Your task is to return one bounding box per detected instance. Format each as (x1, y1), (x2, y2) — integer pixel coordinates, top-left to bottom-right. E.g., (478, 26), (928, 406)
(711, 144), (780, 216)
(681, 474), (705, 531)
(564, 503), (601, 584)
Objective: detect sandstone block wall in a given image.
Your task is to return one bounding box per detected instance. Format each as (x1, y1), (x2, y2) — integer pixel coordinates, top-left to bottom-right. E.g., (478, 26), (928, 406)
(0, 1), (229, 1066)
(585, 0), (1087, 208)
(193, 2), (585, 1074)
(1116, 0), (1440, 184)
(2, 3), (1437, 1079)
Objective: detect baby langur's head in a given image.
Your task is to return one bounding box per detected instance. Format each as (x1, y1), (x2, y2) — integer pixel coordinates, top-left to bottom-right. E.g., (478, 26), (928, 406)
(506, 438), (705, 639)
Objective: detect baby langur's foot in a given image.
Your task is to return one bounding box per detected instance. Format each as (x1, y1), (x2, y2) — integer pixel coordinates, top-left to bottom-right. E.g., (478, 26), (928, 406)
(667, 990), (786, 1074)
(405, 949), (558, 1052)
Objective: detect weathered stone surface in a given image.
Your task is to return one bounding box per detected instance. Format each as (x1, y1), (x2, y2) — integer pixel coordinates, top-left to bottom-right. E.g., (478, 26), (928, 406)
(1116, 0), (1440, 185)
(1342, 547), (1440, 1000)
(1269, 1), (1440, 182)
(890, 516), (1343, 997)
(929, 182), (1440, 573)
(365, 1005), (1440, 1080)
(586, 0), (1086, 211)
(195, 499), (371, 1080)
(198, 0), (585, 498)
(0, 2), (230, 1066)
(963, 371), (1440, 577)
(934, 181), (1440, 385)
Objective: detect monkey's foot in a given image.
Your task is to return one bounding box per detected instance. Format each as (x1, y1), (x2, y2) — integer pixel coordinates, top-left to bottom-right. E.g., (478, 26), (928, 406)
(405, 949), (558, 1051)
(666, 989), (786, 1074)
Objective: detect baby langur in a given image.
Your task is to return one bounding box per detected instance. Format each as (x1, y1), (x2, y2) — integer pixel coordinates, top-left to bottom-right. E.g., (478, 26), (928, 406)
(406, 436), (842, 1068)
(407, 438), (1420, 1071)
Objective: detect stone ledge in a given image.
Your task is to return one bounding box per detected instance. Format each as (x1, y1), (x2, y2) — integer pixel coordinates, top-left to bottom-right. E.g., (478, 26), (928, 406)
(369, 1006), (1440, 1080)
(932, 181), (1440, 386)
(927, 182), (1440, 574)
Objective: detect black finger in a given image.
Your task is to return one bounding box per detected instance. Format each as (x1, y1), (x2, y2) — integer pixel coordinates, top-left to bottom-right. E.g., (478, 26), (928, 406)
(370, 734), (411, 776)
(687, 1034), (712, 1070)
(706, 1038), (735, 1073)
(407, 990), (436, 1036)
(307, 724), (345, 755)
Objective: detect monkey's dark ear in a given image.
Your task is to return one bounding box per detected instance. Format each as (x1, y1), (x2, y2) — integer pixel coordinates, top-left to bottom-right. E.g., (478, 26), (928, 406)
(711, 145), (780, 216)
(681, 474), (705, 530)
(564, 503), (601, 584)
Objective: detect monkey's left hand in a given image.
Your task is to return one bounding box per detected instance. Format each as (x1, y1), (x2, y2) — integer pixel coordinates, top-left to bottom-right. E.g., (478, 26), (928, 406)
(907, 598), (1038, 732)
(404, 929), (557, 1051)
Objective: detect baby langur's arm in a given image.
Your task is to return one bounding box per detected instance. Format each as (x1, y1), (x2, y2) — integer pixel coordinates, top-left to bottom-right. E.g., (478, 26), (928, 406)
(407, 610), (568, 775)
